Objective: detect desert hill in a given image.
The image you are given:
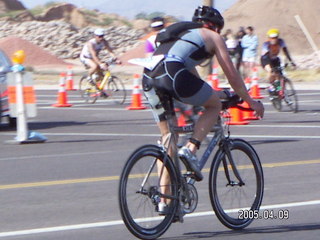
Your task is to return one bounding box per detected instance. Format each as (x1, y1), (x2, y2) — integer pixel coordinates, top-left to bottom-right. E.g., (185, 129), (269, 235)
(223, 0), (320, 55)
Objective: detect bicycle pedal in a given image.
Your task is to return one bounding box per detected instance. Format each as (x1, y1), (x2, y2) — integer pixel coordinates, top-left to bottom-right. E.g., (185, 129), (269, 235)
(101, 92), (109, 98)
(172, 215), (182, 223)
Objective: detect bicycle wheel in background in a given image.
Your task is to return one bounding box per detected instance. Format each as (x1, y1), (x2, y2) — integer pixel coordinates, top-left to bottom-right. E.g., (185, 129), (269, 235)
(119, 145), (179, 240)
(209, 139), (264, 230)
(271, 95), (282, 112)
(283, 78), (298, 113)
(106, 76), (126, 105)
(79, 76), (98, 104)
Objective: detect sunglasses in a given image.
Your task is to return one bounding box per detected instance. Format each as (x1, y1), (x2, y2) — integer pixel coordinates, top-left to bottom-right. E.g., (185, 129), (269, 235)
(96, 35), (104, 38)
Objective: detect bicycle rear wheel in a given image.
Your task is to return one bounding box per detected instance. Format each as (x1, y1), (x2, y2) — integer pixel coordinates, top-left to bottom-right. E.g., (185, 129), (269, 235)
(209, 139), (264, 230)
(79, 76), (98, 104)
(106, 76), (126, 104)
(283, 78), (298, 113)
(119, 145), (179, 239)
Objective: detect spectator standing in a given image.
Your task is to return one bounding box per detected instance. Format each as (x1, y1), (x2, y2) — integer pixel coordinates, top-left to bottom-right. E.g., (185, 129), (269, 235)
(224, 29), (239, 68)
(235, 27), (246, 72)
(241, 26), (258, 79)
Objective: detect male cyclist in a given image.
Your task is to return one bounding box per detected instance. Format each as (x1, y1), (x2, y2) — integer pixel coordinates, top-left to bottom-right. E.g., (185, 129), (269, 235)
(80, 28), (118, 82)
(261, 28), (296, 90)
(142, 6), (264, 183)
(145, 17), (165, 57)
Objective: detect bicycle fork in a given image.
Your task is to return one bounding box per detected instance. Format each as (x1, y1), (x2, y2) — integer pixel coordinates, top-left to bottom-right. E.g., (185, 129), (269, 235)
(222, 139), (245, 187)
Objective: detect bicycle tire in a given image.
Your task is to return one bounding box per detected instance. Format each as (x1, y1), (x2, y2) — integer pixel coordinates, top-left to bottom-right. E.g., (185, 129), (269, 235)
(79, 75), (98, 104)
(283, 78), (298, 113)
(209, 139), (264, 230)
(106, 76), (126, 105)
(271, 96), (282, 112)
(119, 144), (179, 239)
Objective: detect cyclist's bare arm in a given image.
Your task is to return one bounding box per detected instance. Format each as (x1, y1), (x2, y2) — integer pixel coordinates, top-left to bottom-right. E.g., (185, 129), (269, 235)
(283, 47), (295, 66)
(201, 28), (264, 118)
(102, 39), (117, 58)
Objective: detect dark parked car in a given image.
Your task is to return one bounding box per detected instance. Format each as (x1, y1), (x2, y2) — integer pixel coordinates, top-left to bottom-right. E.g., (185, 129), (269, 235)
(0, 49), (16, 127)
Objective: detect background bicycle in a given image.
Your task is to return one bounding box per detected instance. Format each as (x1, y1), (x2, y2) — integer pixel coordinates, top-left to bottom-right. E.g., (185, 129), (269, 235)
(79, 62), (126, 105)
(268, 64), (298, 113)
(118, 91), (264, 239)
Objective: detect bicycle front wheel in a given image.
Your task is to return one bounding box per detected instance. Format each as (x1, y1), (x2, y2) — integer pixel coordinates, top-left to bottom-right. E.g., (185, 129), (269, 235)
(79, 76), (98, 104)
(271, 96), (282, 112)
(119, 145), (179, 239)
(209, 139), (264, 230)
(284, 78), (298, 113)
(106, 76), (126, 104)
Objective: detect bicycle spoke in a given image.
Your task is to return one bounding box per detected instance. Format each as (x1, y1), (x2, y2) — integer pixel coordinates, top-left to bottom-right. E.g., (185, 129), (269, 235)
(119, 145), (178, 239)
(210, 139), (263, 229)
(106, 76), (127, 104)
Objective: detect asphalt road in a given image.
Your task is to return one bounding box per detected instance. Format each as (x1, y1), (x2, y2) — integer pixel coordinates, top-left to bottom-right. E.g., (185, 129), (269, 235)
(0, 88), (319, 240)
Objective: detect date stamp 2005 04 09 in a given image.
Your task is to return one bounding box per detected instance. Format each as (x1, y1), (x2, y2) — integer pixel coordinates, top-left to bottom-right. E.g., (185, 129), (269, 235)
(238, 209), (289, 220)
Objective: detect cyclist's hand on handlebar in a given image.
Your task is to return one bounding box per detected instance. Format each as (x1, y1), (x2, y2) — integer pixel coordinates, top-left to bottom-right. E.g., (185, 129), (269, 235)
(112, 57), (122, 65)
(290, 61), (297, 69)
(249, 100), (264, 119)
(99, 63), (108, 70)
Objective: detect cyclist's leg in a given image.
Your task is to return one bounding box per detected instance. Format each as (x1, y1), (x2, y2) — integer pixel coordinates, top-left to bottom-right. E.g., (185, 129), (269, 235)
(261, 54), (274, 83)
(169, 63), (221, 154)
(143, 73), (176, 208)
(85, 58), (99, 77)
(186, 93), (221, 153)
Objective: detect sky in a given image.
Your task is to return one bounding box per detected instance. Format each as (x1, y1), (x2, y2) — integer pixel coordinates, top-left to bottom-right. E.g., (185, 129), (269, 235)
(20, 0), (238, 20)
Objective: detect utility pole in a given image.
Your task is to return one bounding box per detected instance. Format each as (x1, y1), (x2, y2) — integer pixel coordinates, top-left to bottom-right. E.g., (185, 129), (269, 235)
(202, 0), (214, 7)
(200, 0), (215, 79)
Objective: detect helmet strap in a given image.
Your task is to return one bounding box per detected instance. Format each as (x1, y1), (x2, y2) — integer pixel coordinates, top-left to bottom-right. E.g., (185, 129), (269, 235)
(203, 22), (220, 33)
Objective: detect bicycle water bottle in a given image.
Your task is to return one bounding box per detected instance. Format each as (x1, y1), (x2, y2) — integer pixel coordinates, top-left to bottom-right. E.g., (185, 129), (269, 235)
(274, 80), (281, 91)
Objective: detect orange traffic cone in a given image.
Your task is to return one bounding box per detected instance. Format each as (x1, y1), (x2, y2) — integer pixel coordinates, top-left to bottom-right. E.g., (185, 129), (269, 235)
(250, 67), (263, 99)
(209, 64), (221, 90)
(127, 74), (146, 110)
(226, 107), (249, 125)
(245, 77), (251, 91)
(52, 72), (72, 107)
(177, 114), (186, 127)
(242, 101), (259, 120)
(66, 66), (76, 91)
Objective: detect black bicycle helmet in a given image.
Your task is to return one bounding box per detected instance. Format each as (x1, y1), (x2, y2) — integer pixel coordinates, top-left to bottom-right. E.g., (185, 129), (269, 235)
(192, 6), (224, 31)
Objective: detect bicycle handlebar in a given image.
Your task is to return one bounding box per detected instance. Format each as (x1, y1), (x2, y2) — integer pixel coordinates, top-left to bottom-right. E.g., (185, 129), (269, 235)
(220, 90), (253, 111)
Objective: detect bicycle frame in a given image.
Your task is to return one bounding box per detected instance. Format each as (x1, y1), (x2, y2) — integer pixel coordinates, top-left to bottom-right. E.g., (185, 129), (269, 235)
(95, 70), (111, 91)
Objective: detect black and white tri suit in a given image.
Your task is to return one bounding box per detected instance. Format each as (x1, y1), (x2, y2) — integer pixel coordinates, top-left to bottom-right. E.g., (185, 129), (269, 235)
(142, 28), (214, 122)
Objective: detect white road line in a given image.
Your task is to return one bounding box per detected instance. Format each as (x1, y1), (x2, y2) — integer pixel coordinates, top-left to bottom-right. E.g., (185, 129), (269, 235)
(2, 132), (320, 139)
(234, 124), (320, 128)
(0, 151), (113, 162)
(0, 199), (319, 238)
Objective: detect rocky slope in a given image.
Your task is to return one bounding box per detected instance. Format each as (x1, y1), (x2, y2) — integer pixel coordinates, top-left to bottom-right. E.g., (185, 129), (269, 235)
(0, 19), (144, 60)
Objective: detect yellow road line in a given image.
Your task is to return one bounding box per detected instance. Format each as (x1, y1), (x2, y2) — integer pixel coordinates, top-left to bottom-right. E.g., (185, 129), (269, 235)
(1, 159), (319, 190)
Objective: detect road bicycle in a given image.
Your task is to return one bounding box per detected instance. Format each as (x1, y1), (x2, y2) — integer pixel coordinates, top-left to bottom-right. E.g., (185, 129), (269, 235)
(268, 64), (298, 113)
(118, 91), (264, 239)
(79, 63), (126, 104)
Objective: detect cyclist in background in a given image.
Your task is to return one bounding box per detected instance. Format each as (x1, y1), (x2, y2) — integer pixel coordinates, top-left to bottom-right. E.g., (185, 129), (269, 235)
(143, 6), (264, 183)
(80, 28), (119, 82)
(261, 28), (296, 93)
(145, 17), (165, 57)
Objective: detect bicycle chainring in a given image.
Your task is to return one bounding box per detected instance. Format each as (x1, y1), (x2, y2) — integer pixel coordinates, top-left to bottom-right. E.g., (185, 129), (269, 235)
(181, 183), (198, 214)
